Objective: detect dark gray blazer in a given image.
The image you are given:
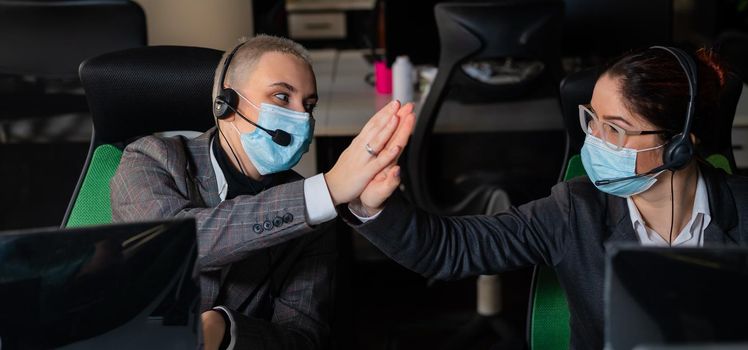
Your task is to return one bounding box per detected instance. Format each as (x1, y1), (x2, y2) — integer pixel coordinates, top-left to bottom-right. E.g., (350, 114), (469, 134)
(111, 128), (336, 349)
(345, 164), (748, 349)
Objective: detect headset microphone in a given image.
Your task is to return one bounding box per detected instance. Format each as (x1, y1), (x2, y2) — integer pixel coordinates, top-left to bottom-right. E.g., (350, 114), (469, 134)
(218, 98), (292, 146)
(594, 164), (668, 186)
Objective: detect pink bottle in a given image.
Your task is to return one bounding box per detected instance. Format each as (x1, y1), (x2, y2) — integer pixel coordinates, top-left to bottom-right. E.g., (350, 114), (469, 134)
(374, 60), (392, 94)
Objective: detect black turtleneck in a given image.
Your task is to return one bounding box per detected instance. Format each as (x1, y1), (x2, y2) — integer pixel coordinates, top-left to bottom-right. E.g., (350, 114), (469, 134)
(211, 135), (297, 199)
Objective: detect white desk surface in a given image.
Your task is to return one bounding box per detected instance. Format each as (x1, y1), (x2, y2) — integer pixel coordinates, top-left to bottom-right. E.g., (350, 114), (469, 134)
(311, 49), (564, 137)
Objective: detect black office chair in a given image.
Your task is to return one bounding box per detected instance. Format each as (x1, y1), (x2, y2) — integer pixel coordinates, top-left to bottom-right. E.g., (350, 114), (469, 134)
(406, 1), (564, 216)
(56, 45), (220, 349)
(0, 0), (146, 142)
(715, 31), (748, 84)
(401, 2), (563, 349)
(62, 45), (220, 228)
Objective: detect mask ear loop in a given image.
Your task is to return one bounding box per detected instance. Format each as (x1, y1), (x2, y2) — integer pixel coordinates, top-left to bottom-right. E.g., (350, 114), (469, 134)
(215, 116), (248, 176)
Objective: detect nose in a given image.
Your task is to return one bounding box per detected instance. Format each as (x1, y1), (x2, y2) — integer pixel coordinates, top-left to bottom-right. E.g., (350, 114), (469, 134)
(287, 99), (306, 113)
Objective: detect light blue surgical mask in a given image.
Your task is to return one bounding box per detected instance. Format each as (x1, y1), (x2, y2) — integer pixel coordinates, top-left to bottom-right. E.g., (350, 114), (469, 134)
(230, 92), (313, 175)
(580, 134), (665, 198)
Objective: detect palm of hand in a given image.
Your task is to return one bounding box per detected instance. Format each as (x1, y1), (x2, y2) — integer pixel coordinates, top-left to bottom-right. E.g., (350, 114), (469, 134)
(358, 103), (415, 212)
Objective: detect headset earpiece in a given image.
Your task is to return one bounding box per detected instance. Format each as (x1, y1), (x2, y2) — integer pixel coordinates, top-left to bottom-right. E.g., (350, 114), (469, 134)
(214, 88), (239, 119)
(663, 133), (694, 171)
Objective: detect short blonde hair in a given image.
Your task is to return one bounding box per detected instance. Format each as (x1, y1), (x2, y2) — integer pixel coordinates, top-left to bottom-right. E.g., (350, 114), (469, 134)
(212, 34), (312, 100)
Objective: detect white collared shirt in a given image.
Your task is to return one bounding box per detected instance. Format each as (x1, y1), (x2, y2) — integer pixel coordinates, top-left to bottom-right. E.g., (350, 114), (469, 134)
(209, 138), (337, 225)
(626, 171), (710, 247)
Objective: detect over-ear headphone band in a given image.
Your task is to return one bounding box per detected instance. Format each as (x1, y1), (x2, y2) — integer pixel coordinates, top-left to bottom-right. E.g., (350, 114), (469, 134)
(218, 42), (246, 98)
(214, 42), (247, 120)
(649, 46), (697, 171)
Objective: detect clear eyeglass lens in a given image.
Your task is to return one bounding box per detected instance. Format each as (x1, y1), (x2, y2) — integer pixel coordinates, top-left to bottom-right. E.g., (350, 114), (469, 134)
(582, 109), (597, 134)
(583, 108), (623, 150)
(601, 123), (623, 150)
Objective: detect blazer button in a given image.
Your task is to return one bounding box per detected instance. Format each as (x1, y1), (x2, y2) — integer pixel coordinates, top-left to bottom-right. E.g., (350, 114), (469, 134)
(263, 220), (273, 231)
(283, 213), (293, 223)
(252, 224), (263, 234)
(273, 216), (283, 227)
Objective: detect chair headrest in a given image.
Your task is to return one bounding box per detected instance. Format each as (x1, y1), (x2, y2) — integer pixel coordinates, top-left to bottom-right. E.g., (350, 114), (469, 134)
(559, 67), (600, 155)
(79, 45), (222, 144)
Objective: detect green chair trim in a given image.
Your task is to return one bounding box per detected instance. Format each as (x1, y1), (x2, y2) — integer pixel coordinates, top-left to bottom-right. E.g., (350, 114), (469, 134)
(65, 144), (123, 228)
(705, 154), (733, 175)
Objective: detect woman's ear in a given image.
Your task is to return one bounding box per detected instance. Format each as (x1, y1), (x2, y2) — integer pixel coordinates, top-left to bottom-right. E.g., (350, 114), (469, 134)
(220, 112), (237, 123)
(689, 133), (698, 145)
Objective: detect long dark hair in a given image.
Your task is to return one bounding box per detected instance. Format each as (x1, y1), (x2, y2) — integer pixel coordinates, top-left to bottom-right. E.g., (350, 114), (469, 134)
(602, 48), (727, 144)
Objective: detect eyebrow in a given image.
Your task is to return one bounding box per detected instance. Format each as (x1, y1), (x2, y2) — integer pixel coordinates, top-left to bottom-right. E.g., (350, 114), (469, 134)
(589, 105), (635, 128)
(269, 81), (318, 100)
(602, 115), (635, 128)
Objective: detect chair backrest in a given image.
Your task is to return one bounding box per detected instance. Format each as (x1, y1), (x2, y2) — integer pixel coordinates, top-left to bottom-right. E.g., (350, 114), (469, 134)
(62, 46), (222, 227)
(0, 0), (146, 79)
(406, 1), (564, 214)
(715, 31), (748, 84)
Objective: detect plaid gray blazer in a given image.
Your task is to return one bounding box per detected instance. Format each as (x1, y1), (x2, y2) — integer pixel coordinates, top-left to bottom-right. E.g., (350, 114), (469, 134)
(111, 128), (336, 349)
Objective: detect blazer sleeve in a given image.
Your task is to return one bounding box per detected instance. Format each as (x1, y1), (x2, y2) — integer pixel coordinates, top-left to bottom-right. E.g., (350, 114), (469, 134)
(110, 136), (319, 271)
(343, 184), (573, 281)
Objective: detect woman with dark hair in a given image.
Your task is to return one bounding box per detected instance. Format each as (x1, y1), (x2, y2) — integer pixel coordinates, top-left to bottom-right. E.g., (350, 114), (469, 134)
(343, 47), (748, 349)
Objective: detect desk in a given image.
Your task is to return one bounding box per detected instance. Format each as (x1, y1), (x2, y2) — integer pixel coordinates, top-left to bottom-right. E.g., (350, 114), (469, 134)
(313, 49), (564, 136)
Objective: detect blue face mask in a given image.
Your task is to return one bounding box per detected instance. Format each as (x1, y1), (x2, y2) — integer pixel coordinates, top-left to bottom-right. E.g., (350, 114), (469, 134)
(230, 93), (313, 175)
(580, 134), (665, 198)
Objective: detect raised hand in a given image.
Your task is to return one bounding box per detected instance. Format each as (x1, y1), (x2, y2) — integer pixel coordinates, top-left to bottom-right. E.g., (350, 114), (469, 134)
(324, 100), (411, 206)
(353, 103), (416, 216)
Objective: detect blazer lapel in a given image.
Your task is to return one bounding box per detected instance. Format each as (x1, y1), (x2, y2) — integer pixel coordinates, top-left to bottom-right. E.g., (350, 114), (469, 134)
(186, 127), (222, 207)
(604, 194), (639, 247)
(701, 164), (739, 246)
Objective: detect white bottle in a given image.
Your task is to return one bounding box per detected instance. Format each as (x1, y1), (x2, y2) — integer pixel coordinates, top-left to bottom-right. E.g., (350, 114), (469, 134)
(392, 55), (414, 103)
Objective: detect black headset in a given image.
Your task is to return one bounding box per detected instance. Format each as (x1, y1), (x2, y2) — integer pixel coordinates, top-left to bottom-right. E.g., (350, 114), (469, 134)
(213, 42), (292, 146)
(652, 45), (697, 172)
(595, 46), (697, 186)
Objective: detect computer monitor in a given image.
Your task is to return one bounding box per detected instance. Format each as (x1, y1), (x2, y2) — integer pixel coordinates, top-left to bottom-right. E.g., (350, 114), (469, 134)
(384, 0), (442, 66)
(563, 0), (673, 59)
(605, 245), (748, 350)
(384, 0), (673, 67)
(0, 219), (197, 349)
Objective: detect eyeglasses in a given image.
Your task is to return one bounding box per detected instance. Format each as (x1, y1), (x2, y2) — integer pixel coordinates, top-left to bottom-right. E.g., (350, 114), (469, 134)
(578, 104), (669, 150)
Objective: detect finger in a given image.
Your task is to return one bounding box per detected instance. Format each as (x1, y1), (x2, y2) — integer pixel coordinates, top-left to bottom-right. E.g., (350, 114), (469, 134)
(374, 168), (388, 182)
(372, 166), (401, 202)
(358, 100), (400, 139)
(365, 114), (399, 155)
(360, 165), (400, 210)
(383, 112), (416, 160)
(396, 102), (415, 118)
(366, 144), (401, 176)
